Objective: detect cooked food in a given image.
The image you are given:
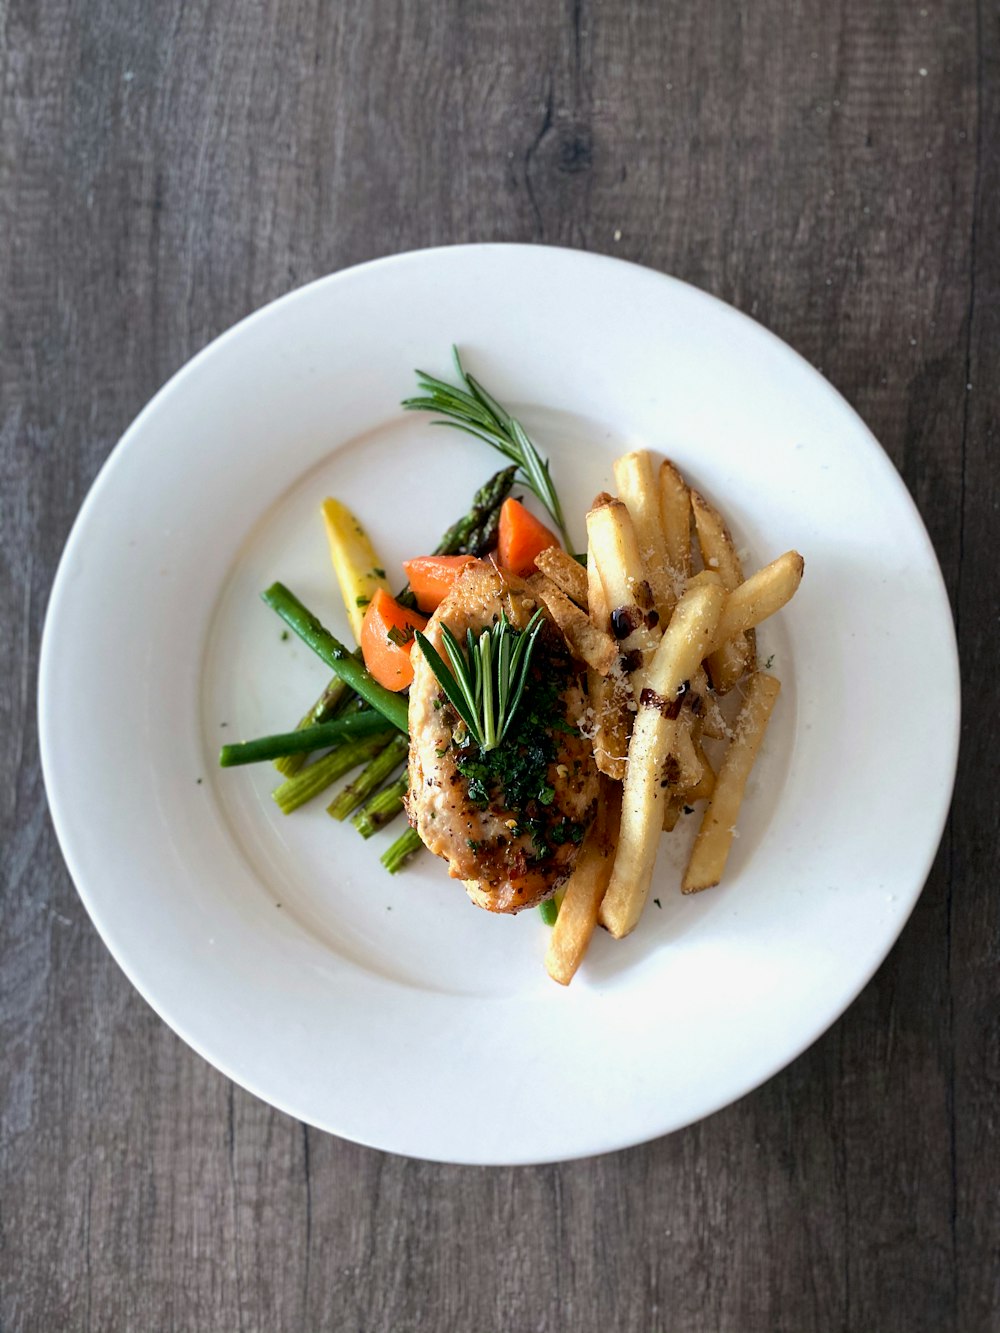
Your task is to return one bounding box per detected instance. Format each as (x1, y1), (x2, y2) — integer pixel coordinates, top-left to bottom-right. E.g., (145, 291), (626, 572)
(691, 488), (756, 692)
(658, 459), (693, 592)
(545, 780), (620, 985)
(708, 551), (804, 652)
(527, 572), (617, 675)
(406, 561), (599, 913)
(222, 351), (806, 985)
(584, 527), (630, 781)
(613, 450), (675, 624)
(321, 498), (392, 641)
(682, 672), (782, 894)
(533, 545), (589, 608)
(598, 580), (725, 939)
(586, 494), (662, 685)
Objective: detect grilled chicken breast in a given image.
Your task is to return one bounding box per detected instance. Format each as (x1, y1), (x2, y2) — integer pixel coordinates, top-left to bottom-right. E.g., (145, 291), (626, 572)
(406, 561), (599, 913)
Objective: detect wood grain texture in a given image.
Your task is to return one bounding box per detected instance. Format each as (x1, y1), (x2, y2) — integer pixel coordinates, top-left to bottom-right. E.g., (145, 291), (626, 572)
(1, 0), (995, 1329)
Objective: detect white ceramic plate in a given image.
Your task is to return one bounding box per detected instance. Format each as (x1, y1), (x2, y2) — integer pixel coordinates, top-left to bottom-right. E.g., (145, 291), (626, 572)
(39, 245), (959, 1164)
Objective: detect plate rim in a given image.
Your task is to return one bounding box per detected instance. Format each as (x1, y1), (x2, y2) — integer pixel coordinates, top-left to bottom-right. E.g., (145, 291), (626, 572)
(38, 242), (961, 1163)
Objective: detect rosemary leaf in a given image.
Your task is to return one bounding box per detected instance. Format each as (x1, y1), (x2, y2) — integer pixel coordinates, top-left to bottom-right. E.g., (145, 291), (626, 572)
(413, 610), (545, 754)
(403, 349), (572, 549)
(414, 631), (479, 738)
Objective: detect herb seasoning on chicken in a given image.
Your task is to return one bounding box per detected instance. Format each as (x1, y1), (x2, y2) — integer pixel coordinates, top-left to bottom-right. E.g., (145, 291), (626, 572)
(406, 562), (599, 913)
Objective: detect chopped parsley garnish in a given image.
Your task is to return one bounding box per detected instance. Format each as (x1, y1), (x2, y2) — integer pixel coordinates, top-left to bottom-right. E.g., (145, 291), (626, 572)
(550, 817), (585, 846)
(387, 623), (415, 648)
(552, 717), (581, 736)
(452, 632), (585, 861)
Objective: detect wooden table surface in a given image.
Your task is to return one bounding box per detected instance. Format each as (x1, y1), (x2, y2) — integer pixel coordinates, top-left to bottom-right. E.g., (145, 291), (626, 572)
(3, 2), (996, 1329)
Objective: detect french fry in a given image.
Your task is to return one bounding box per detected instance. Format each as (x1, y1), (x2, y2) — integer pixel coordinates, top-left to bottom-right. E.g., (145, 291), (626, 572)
(614, 450), (674, 623)
(685, 569), (723, 591)
(587, 493), (664, 779)
(528, 573), (617, 674)
(700, 713), (727, 742)
(672, 710), (702, 790)
(545, 783), (620, 985)
(685, 740), (716, 803)
(662, 796), (683, 832)
(586, 539), (630, 780)
(599, 581), (725, 939)
(689, 666), (727, 741)
(661, 702), (713, 829)
(682, 672), (781, 893)
(659, 459), (692, 590)
(691, 489), (755, 692)
(587, 495), (662, 683)
(690, 489), (744, 584)
(708, 551), (804, 654)
(534, 546), (588, 609)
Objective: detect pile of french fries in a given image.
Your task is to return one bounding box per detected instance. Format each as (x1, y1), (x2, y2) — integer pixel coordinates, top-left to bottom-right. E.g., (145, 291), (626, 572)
(528, 450), (804, 985)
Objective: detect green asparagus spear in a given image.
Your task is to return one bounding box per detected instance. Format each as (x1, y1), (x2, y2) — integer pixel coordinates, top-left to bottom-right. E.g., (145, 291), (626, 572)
(261, 584), (409, 733)
(271, 734), (387, 815)
(538, 898), (559, 927)
(272, 671), (355, 777)
(404, 350), (572, 548)
(352, 774), (409, 839)
(393, 466), (516, 608)
(219, 710), (394, 767)
(381, 825), (423, 874)
(326, 734), (410, 820)
(435, 465), (516, 557)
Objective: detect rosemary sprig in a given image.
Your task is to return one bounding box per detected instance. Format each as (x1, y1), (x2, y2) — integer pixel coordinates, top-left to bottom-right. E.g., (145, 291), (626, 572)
(403, 347), (573, 549)
(413, 609), (545, 752)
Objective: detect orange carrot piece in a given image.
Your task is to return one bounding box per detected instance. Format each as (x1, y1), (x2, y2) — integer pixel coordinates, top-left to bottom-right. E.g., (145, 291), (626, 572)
(497, 498), (559, 578)
(402, 554), (477, 613)
(360, 589), (428, 692)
